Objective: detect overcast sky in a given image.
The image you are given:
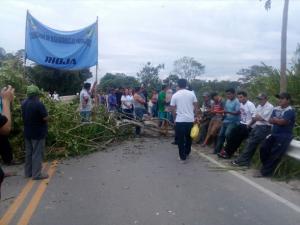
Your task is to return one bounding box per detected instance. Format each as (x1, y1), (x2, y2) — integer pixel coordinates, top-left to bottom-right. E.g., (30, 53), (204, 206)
(1, 0), (300, 81)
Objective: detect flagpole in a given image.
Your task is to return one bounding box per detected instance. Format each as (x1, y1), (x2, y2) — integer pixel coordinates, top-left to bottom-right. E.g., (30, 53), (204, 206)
(96, 16), (99, 85)
(95, 16), (99, 106)
(24, 10), (29, 83)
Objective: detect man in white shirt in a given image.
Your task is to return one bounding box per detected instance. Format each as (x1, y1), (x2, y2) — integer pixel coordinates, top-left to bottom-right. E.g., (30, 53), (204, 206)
(170, 79), (199, 163)
(79, 83), (92, 122)
(232, 93), (274, 167)
(219, 91), (256, 159)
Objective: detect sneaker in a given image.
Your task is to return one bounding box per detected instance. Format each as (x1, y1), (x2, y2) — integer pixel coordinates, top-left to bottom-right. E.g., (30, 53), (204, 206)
(231, 160), (240, 167)
(218, 151), (230, 159)
(231, 160), (249, 167)
(33, 174), (49, 180)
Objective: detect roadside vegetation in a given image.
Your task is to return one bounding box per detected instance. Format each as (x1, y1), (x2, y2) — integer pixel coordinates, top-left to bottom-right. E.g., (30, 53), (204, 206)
(0, 45), (300, 180)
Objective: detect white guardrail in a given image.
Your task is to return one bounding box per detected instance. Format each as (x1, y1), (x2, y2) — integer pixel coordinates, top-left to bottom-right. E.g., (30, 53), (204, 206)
(287, 139), (300, 160)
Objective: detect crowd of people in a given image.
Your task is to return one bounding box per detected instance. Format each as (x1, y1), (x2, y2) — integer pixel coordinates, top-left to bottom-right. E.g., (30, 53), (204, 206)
(0, 79), (296, 197)
(79, 79), (296, 178)
(197, 88), (295, 177)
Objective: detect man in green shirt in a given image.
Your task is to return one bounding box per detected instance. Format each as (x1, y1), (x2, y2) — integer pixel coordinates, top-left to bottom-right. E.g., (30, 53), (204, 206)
(158, 85), (167, 124)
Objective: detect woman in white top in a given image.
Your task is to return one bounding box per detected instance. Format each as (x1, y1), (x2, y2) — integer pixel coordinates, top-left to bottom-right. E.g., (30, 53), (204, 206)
(121, 88), (133, 118)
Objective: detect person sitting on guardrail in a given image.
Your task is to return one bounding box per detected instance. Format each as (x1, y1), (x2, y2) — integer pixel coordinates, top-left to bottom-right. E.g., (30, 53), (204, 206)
(231, 93), (274, 167)
(213, 88), (240, 154)
(254, 92), (295, 177)
(218, 91), (256, 159)
(201, 92), (225, 148)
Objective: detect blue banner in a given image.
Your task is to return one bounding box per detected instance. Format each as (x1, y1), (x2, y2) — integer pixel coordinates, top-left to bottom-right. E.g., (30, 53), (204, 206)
(25, 12), (98, 70)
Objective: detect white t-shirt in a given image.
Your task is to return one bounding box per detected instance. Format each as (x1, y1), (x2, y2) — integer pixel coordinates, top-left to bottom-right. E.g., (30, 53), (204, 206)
(240, 100), (256, 125)
(255, 101), (274, 126)
(53, 93), (59, 101)
(121, 95), (133, 110)
(80, 89), (92, 111)
(170, 89), (198, 122)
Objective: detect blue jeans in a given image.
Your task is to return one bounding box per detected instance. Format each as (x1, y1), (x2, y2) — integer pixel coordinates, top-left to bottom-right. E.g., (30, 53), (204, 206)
(80, 111), (91, 122)
(134, 108), (147, 135)
(214, 122), (238, 154)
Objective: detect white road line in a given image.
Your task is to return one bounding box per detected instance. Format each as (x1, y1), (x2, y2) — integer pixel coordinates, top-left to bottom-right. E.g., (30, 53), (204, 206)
(192, 148), (300, 214)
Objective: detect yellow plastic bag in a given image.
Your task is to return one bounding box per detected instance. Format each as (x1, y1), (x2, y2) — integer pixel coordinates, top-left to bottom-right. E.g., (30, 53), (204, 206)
(190, 124), (199, 140)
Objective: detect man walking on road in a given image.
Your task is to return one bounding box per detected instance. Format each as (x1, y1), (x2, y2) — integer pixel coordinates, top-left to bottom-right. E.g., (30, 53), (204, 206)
(170, 79), (199, 163)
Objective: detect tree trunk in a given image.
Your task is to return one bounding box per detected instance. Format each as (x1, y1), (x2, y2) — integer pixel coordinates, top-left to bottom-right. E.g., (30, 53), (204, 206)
(280, 0), (289, 93)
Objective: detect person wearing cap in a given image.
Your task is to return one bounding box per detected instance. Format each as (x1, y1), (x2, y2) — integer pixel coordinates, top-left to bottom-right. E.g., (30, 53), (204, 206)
(21, 85), (49, 180)
(218, 91), (256, 159)
(231, 93), (274, 166)
(254, 92), (295, 177)
(197, 92), (213, 144)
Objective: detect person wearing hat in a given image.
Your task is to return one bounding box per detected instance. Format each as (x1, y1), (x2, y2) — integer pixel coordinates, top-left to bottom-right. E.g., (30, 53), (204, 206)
(254, 92), (295, 177)
(231, 93), (274, 166)
(21, 85), (49, 180)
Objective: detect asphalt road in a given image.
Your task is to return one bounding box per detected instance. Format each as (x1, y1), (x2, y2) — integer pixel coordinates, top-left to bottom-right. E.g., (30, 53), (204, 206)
(1, 137), (300, 225)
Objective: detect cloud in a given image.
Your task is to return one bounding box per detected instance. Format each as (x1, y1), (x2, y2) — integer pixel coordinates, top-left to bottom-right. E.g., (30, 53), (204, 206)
(0, 0), (299, 82)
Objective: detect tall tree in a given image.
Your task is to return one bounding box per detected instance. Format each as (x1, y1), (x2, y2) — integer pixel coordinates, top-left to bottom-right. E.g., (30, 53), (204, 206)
(137, 62), (164, 91)
(173, 56), (205, 81)
(26, 66), (92, 95)
(98, 73), (139, 91)
(163, 74), (179, 86)
(0, 48), (28, 93)
(237, 63), (275, 84)
(262, 0), (290, 92)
